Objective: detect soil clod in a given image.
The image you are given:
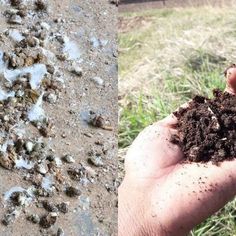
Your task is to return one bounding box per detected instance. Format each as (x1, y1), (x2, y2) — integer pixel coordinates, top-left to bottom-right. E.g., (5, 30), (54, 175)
(172, 89), (236, 164)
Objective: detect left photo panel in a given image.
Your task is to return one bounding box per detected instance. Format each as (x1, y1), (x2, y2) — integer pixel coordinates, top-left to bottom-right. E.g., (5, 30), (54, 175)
(0, 0), (118, 235)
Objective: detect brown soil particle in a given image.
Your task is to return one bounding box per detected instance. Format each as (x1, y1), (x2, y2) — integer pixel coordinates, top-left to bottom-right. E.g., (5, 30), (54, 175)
(65, 186), (81, 197)
(39, 213), (57, 228)
(10, 0), (22, 7)
(173, 89), (236, 164)
(34, 0), (48, 11)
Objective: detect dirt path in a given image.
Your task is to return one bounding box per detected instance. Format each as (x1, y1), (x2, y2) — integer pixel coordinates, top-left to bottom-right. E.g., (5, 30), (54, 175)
(0, 1), (117, 235)
(119, 0), (235, 12)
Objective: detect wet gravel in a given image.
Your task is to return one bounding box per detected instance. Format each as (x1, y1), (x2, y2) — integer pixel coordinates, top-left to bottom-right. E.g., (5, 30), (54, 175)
(0, 0), (117, 235)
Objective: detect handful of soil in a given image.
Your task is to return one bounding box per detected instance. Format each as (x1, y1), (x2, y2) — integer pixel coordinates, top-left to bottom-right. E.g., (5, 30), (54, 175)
(172, 89), (236, 164)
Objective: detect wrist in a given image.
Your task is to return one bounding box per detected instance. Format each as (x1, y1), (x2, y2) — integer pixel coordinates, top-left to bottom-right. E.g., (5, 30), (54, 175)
(118, 178), (161, 236)
(118, 177), (190, 236)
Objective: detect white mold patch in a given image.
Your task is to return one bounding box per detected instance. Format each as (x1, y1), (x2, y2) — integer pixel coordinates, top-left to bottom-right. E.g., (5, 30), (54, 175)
(27, 93), (45, 122)
(63, 36), (81, 60)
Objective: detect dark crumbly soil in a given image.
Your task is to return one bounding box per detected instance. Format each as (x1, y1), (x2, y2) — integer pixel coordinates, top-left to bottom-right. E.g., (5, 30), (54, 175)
(173, 89), (236, 164)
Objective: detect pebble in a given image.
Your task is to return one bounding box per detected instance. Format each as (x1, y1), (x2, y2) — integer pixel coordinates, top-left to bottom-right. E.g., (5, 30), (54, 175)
(57, 227), (64, 236)
(15, 90), (24, 97)
(57, 202), (69, 214)
(25, 141), (34, 153)
(42, 201), (58, 212)
(8, 14), (22, 24)
(46, 64), (55, 74)
(88, 113), (105, 128)
(90, 76), (104, 87)
(10, 0), (22, 6)
(56, 35), (65, 44)
(27, 214), (40, 224)
(70, 65), (83, 76)
(17, 4), (27, 17)
(65, 186), (81, 197)
(46, 93), (57, 104)
(40, 22), (50, 30)
(57, 53), (67, 61)
(53, 157), (62, 168)
(62, 154), (75, 163)
(35, 0), (48, 11)
(26, 36), (38, 47)
(88, 155), (104, 167)
(5, 9), (18, 17)
(40, 212), (57, 228)
(67, 165), (86, 181)
(35, 163), (49, 175)
(2, 214), (14, 226)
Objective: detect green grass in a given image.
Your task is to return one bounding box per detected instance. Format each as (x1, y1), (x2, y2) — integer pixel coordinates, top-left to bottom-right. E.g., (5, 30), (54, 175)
(191, 198), (236, 236)
(119, 5), (236, 235)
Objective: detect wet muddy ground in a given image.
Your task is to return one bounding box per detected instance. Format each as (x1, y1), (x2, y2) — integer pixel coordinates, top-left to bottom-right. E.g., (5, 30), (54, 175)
(0, 0), (117, 235)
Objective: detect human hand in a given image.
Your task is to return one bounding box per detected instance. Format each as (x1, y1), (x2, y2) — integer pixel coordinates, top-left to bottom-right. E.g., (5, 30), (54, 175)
(119, 67), (236, 236)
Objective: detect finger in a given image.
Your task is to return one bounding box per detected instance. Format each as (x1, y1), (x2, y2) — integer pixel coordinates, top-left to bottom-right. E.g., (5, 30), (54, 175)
(225, 65), (236, 94)
(160, 102), (190, 128)
(159, 114), (178, 127)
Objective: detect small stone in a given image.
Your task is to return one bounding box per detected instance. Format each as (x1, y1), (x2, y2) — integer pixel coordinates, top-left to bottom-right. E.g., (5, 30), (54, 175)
(42, 201), (58, 212)
(88, 155), (104, 167)
(65, 186), (81, 197)
(57, 227), (64, 236)
(70, 65), (82, 76)
(15, 90), (24, 97)
(17, 4), (27, 17)
(33, 143), (42, 152)
(46, 154), (55, 162)
(40, 212), (57, 228)
(8, 14), (22, 24)
(10, 191), (26, 206)
(90, 76), (104, 87)
(25, 141), (34, 153)
(26, 36), (38, 47)
(88, 112), (105, 128)
(56, 35), (65, 44)
(2, 214), (14, 226)
(40, 22), (50, 30)
(24, 56), (35, 66)
(67, 165), (86, 181)
(4, 9), (18, 16)
(62, 154), (75, 163)
(10, 0), (22, 6)
(57, 202), (69, 214)
(46, 64), (55, 74)
(53, 157), (62, 167)
(54, 18), (65, 23)
(0, 152), (14, 170)
(35, 163), (48, 175)
(46, 93), (57, 104)
(61, 133), (66, 138)
(35, 0), (48, 11)
(27, 214), (40, 224)
(3, 115), (9, 121)
(56, 53), (67, 61)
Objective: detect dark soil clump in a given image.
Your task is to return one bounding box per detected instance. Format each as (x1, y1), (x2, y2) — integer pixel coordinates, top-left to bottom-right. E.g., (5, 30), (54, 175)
(172, 89), (236, 164)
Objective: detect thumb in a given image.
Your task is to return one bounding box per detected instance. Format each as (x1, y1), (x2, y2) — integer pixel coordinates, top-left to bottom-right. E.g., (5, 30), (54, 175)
(225, 65), (236, 94)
